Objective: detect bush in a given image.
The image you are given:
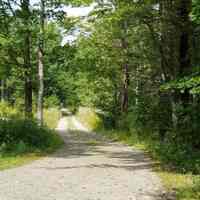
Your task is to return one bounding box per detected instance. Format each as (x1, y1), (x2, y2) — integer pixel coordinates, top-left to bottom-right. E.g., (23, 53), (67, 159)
(154, 141), (200, 174)
(44, 96), (60, 108)
(0, 118), (63, 154)
(0, 102), (20, 118)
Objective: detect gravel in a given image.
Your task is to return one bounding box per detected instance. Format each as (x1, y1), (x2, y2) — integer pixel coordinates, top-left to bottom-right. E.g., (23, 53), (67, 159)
(0, 117), (165, 200)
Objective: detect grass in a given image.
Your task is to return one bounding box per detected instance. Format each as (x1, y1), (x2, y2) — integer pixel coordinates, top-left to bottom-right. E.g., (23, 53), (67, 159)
(99, 129), (200, 200)
(43, 108), (60, 129)
(0, 131), (63, 171)
(0, 132), (63, 171)
(0, 116), (63, 171)
(76, 107), (103, 131)
(158, 172), (200, 200)
(0, 104), (63, 171)
(0, 153), (41, 171)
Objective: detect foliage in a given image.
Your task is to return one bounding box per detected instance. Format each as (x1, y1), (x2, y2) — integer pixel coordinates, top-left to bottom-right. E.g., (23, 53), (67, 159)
(161, 74), (200, 95)
(159, 172), (200, 200)
(0, 102), (21, 118)
(0, 118), (63, 152)
(192, 0), (200, 24)
(0, 116), (63, 170)
(0, 2), (200, 199)
(44, 96), (60, 108)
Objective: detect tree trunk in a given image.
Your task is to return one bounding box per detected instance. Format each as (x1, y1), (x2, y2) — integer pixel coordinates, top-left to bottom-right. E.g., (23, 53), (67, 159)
(37, 0), (45, 125)
(121, 62), (129, 113)
(24, 30), (32, 118)
(176, 0), (192, 132)
(178, 0), (192, 101)
(1, 80), (5, 102)
(159, 0), (192, 136)
(121, 21), (129, 113)
(135, 65), (142, 106)
(22, 0), (32, 118)
(158, 1), (173, 140)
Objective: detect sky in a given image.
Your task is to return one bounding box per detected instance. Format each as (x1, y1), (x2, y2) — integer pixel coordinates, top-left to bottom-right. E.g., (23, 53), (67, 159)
(63, 6), (94, 17)
(61, 4), (94, 44)
(30, 0), (93, 17)
(29, 0), (94, 44)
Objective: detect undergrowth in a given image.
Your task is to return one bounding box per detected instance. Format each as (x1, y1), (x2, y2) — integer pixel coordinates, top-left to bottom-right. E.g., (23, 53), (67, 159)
(0, 118), (63, 170)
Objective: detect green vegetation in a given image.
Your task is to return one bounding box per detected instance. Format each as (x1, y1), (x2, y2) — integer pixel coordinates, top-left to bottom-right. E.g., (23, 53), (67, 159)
(76, 106), (200, 200)
(43, 108), (60, 129)
(0, 118), (63, 170)
(0, 102), (63, 170)
(159, 172), (200, 200)
(0, 154), (41, 171)
(0, 102), (20, 118)
(76, 107), (103, 131)
(0, 0), (200, 199)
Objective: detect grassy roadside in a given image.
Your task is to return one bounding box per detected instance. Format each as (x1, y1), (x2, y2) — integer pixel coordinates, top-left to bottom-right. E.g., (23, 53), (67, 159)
(0, 154), (41, 171)
(43, 108), (60, 129)
(71, 107), (200, 200)
(99, 130), (200, 200)
(0, 108), (63, 171)
(76, 107), (103, 131)
(0, 132), (63, 171)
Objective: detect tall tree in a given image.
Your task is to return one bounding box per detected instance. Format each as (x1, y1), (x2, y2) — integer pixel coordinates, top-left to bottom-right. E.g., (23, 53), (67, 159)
(160, 0), (192, 132)
(21, 0), (33, 118)
(37, 0), (45, 125)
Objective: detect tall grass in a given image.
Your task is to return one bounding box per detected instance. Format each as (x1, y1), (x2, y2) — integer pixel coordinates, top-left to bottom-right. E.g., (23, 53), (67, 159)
(76, 107), (103, 131)
(0, 104), (63, 170)
(43, 108), (60, 129)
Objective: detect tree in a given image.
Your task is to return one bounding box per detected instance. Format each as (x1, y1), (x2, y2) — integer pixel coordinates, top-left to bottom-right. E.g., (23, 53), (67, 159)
(21, 0), (33, 118)
(37, 0), (45, 125)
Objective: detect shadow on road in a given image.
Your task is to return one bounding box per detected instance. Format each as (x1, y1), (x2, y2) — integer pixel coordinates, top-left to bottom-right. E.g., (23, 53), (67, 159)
(45, 129), (159, 172)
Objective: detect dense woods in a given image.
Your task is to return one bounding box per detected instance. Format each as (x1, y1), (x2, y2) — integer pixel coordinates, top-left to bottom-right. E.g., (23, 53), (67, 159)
(0, 0), (200, 199)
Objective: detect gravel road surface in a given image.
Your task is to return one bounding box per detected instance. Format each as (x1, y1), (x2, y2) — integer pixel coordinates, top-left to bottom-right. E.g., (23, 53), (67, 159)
(0, 117), (164, 200)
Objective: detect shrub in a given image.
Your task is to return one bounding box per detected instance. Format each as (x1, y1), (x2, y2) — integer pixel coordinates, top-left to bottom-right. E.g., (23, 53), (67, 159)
(154, 141), (200, 174)
(0, 118), (63, 154)
(44, 96), (60, 108)
(0, 102), (20, 119)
